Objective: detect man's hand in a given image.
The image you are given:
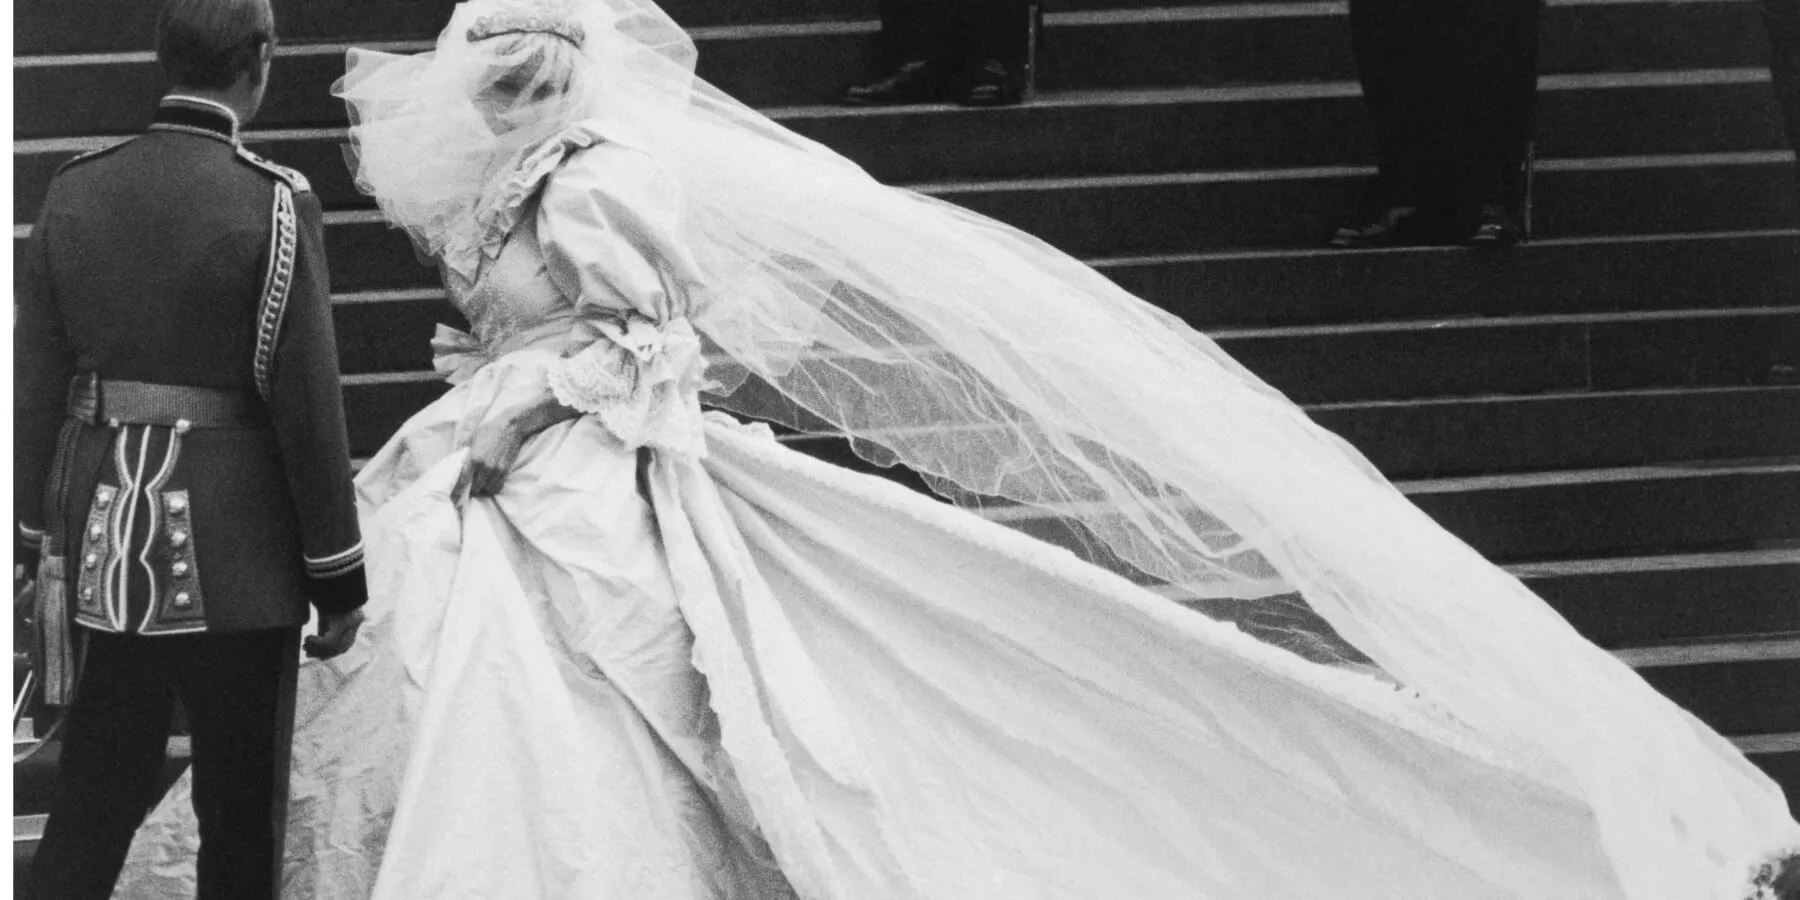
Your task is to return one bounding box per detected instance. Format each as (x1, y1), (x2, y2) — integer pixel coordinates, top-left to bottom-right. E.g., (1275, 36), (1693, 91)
(304, 608), (365, 660)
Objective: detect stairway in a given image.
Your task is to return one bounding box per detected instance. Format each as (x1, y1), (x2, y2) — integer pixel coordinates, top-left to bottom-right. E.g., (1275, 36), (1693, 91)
(13, 0), (1800, 888)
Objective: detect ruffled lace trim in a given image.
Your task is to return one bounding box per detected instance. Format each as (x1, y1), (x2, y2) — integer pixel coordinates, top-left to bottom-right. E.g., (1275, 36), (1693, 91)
(548, 312), (709, 458)
(439, 121), (607, 282)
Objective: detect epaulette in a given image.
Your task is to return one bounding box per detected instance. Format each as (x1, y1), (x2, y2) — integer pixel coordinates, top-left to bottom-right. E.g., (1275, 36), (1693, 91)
(54, 138), (134, 176)
(235, 146), (313, 194)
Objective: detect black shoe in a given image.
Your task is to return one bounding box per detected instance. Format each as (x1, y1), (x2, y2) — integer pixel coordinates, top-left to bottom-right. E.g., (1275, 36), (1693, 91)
(1465, 204), (1522, 248)
(1329, 206), (1425, 249)
(958, 59), (1023, 107)
(841, 61), (947, 107)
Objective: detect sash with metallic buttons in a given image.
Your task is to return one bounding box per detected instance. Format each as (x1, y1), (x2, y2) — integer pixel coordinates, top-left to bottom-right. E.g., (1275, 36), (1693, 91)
(73, 422), (209, 636)
(144, 490), (206, 635)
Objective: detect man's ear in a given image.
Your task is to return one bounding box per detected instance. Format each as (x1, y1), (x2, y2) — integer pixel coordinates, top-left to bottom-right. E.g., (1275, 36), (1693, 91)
(250, 37), (274, 88)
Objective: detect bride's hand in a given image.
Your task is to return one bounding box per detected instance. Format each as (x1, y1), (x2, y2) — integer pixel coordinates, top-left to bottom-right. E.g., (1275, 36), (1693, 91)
(459, 421), (528, 499)
(456, 395), (581, 499)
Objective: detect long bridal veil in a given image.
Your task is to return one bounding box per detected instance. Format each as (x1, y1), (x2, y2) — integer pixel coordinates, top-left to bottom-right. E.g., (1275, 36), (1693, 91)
(335, 0), (1800, 895)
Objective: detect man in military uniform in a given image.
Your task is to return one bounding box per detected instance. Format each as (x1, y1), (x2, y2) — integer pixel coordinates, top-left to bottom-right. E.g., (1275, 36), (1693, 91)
(13, 0), (367, 896)
(1330, 0), (1542, 248)
(840, 0), (1037, 107)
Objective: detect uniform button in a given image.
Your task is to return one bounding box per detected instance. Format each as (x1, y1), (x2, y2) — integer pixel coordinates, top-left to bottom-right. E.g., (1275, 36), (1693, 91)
(80, 587), (94, 601)
(84, 553), (99, 568)
(170, 530), (189, 548)
(89, 525), (104, 540)
(96, 493), (112, 508)
(173, 592), (192, 609)
(168, 496), (188, 514)
(172, 562), (190, 577)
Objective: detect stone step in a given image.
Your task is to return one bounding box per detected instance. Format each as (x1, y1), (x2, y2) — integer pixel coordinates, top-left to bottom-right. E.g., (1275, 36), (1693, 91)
(1107, 230), (1800, 330)
(23, 227), (1777, 337)
(317, 299), (1799, 403)
(925, 154), (1800, 258)
(348, 372), (1800, 474)
(1391, 462), (1800, 563)
(16, 0), (1358, 56)
(1310, 386), (1800, 479)
(1519, 551), (1800, 650)
(21, 213), (1779, 332)
(16, 72), (1792, 222)
(1637, 657), (1800, 737)
(981, 460), (1800, 565)
(20, 74), (1791, 217)
(21, 154), (1785, 278)
(351, 402), (1800, 564)
(394, 154), (1790, 259)
(12, 0), (1780, 137)
(1218, 306), (1800, 404)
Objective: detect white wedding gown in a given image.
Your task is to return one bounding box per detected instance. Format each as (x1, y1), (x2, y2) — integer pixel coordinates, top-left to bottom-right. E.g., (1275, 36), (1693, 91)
(110, 129), (1786, 899)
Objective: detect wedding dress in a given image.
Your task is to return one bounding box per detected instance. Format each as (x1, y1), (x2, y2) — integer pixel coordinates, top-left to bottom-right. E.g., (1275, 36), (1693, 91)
(109, 0), (1797, 897)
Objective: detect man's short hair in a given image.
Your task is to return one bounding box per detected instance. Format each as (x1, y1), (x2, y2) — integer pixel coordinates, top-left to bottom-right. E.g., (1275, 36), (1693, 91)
(155, 0), (276, 90)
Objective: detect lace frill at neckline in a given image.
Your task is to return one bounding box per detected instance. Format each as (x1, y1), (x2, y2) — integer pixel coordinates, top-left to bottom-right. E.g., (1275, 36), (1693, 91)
(438, 120), (609, 283)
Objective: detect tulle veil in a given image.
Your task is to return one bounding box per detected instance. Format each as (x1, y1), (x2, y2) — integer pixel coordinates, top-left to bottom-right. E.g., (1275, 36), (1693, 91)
(333, 0), (1800, 895)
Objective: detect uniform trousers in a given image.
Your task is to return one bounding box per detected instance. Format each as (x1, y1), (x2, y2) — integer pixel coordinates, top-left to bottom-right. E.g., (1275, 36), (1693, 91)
(1349, 0), (1542, 216)
(30, 627), (300, 900)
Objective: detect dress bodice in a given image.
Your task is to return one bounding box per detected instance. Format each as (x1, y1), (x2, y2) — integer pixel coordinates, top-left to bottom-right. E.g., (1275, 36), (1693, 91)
(444, 214), (587, 357)
(430, 123), (711, 457)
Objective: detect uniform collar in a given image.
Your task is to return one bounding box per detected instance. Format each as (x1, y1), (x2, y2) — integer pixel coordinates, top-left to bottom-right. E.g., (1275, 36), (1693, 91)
(151, 95), (242, 145)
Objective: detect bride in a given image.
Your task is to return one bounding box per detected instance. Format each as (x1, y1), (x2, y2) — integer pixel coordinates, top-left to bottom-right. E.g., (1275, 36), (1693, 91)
(116, 0), (1797, 896)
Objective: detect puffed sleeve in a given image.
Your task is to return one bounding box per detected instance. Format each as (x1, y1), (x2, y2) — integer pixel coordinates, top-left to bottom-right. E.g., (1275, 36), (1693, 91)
(535, 142), (710, 422)
(536, 141), (705, 325)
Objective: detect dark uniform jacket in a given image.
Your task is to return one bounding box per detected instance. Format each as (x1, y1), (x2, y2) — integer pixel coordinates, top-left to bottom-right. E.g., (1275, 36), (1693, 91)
(14, 96), (367, 638)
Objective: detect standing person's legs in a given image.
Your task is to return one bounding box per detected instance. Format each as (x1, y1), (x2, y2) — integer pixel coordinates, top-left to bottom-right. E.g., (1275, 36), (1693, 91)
(1765, 0), (1800, 152)
(176, 627), (302, 900)
(1444, 0), (1542, 241)
(30, 631), (178, 900)
(1336, 0), (1459, 244)
(844, 0), (959, 104)
(878, 0), (942, 67)
(952, 0), (1034, 105)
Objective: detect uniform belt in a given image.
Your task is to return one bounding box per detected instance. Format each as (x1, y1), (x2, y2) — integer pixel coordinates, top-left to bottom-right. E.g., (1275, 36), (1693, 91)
(66, 376), (263, 429)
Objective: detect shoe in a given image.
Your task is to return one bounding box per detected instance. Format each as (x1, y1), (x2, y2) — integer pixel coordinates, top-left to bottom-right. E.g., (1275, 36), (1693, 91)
(1328, 206), (1423, 249)
(841, 61), (946, 107)
(1465, 204), (1522, 248)
(958, 59), (1023, 107)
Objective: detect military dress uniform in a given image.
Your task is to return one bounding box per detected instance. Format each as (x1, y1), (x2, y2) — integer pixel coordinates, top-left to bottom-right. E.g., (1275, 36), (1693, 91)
(13, 95), (368, 899)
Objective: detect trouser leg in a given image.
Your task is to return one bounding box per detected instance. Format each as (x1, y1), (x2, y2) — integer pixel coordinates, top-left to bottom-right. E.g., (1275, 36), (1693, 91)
(29, 631), (176, 900)
(176, 627), (301, 900)
(1443, 0), (1543, 209)
(878, 0), (950, 66)
(1349, 0), (1453, 211)
(952, 0), (1035, 70)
